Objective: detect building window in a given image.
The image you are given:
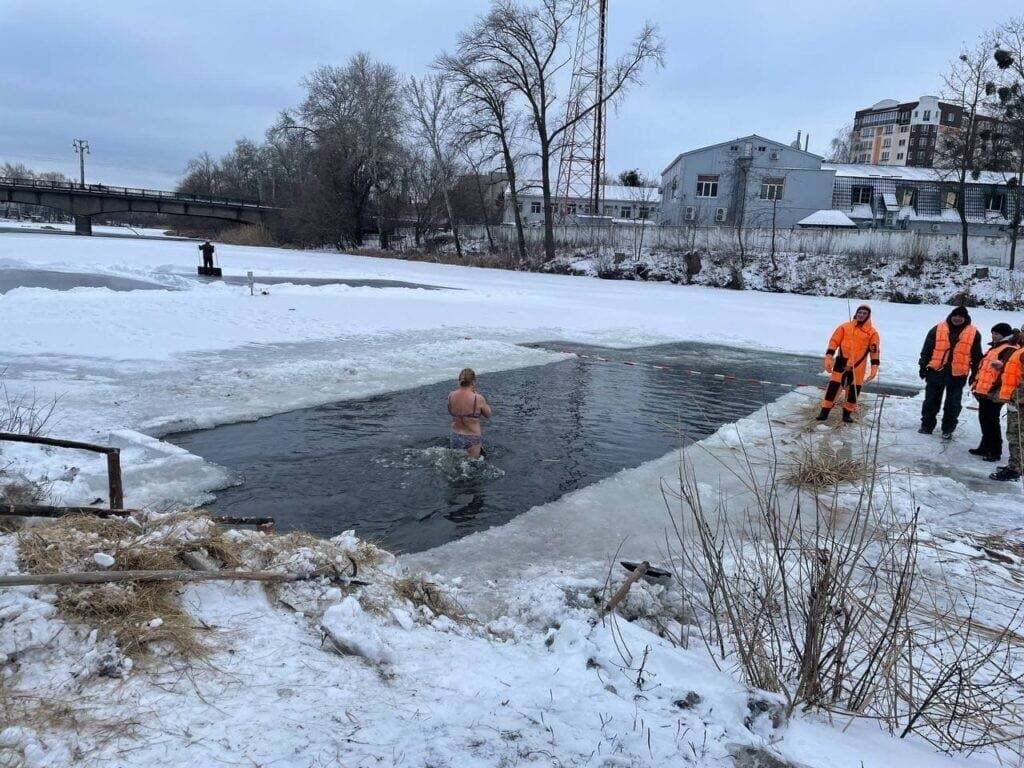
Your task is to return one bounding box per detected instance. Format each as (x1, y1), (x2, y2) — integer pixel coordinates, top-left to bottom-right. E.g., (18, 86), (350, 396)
(851, 186), (873, 205)
(696, 175), (719, 197)
(619, 206), (632, 218)
(897, 153), (904, 160)
(923, 110), (931, 121)
(943, 191), (958, 209)
(757, 145), (766, 152)
(897, 188), (917, 207)
(638, 206), (650, 220)
(530, 201), (542, 214)
(882, 138), (892, 148)
(881, 151), (890, 161)
(914, 110), (919, 117)
(885, 125), (893, 134)
(760, 178), (784, 201)
(898, 139), (906, 146)
(861, 127), (872, 138)
(986, 193), (1006, 213)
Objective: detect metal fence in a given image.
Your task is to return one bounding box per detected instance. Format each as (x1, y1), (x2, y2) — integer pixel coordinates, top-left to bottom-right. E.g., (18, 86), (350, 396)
(0, 177), (264, 208)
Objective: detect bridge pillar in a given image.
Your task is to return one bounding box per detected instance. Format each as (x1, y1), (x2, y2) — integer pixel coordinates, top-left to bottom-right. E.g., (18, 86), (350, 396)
(73, 215), (93, 236)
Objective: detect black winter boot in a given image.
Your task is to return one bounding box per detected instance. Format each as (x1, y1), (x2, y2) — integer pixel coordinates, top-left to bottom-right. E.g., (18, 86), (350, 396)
(842, 411), (854, 424)
(815, 408), (830, 422)
(990, 467), (1021, 481)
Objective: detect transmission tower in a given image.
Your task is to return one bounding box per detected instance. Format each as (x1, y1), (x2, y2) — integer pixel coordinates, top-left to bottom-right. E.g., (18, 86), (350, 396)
(555, 0), (609, 218)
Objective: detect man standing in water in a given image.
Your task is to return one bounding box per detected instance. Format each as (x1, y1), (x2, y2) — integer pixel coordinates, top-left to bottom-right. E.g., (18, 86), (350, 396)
(447, 368), (491, 459)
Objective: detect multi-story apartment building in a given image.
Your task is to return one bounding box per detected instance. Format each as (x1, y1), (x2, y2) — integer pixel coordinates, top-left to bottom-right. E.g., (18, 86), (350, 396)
(850, 95), (1001, 168)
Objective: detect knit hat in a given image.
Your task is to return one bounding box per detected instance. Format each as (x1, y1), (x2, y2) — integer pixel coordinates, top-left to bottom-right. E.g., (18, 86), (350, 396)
(992, 322), (1014, 339)
(949, 306), (970, 321)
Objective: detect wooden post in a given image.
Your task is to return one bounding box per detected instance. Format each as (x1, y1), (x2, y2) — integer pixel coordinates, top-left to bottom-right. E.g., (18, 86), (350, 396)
(106, 450), (124, 510)
(600, 561), (649, 618)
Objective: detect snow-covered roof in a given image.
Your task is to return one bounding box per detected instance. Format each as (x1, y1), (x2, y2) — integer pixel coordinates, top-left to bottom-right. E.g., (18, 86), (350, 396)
(797, 210), (857, 228)
(825, 163), (1014, 186)
(514, 182), (661, 204)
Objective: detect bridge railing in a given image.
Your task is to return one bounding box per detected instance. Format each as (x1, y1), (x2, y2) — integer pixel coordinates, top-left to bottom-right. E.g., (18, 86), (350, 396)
(0, 177), (264, 208)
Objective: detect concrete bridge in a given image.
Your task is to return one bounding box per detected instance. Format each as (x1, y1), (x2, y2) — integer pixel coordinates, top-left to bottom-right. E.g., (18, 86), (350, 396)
(0, 177), (272, 235)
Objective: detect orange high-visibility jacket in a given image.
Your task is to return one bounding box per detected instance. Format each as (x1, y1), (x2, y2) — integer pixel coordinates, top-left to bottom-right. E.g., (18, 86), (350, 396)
(973, 341), (1019, 399)
(927, 322), (978, 378)
(826, 319), (881, 379)
(998, 347), (1024, 402)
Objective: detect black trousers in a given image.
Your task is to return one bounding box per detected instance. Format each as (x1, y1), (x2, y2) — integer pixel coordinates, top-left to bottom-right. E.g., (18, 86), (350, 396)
(920, 373), (966, 433)
(976, 395), (1004, 457)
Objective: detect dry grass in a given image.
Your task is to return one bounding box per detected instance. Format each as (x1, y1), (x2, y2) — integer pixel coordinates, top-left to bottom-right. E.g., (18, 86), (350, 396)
(15, 512), (242, 659)
(783, 441), (867, 489)
(390, 575), (465, 623)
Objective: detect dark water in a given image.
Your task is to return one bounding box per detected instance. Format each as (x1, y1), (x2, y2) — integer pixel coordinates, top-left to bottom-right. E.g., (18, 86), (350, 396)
(169, 342), (914, 554)
(0, 268), (169, 293)
(194, 274), (451, 290)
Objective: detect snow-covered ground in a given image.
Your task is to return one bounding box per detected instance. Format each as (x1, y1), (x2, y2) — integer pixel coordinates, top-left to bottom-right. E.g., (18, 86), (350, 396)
(1, 231), (1023, 767)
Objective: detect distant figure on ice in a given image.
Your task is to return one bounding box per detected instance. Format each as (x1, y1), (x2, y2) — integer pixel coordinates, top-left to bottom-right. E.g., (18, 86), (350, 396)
(816, 304), (880, 424)
(990, 331), (1024, 482)
(971, 323), (1019, 463)
(917, 306), (982, 439)
(447, 368), (491, 459)
(199, 240), (215, 269)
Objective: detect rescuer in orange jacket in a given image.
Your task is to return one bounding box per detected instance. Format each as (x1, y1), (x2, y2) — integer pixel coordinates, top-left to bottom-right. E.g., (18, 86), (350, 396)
(917, 306), (983, 439)
(816, 304), (881, 424)
(990, 339), (1024, 482)
(970, 323), (1018, 463)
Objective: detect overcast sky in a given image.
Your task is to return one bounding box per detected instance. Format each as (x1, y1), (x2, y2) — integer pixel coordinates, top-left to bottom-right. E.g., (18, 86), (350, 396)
(3, 0), (1021, 188)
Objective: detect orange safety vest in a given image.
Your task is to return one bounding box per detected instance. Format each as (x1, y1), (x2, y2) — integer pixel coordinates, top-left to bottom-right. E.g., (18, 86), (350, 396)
(828, 319), (880, 374)
(927, 322), (977, 378)
(972, 342), (1018, 398)
(998, 348), (1024, 402)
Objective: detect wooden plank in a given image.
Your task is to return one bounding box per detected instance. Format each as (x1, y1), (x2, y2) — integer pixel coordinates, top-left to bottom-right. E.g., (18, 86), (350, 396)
(0, 505), (133, 518)
(0, 432), (116, 455)
(0, 569), (322, 588)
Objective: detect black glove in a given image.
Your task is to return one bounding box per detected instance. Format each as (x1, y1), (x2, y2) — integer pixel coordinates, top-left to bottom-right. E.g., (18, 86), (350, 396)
(919, 366), (927, 380)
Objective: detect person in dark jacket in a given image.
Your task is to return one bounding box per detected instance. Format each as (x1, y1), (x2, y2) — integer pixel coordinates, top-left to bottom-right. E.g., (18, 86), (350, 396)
(199, 240), (215, 269)
(970, 323), (1019, 462)
(918, 306), (984, 439)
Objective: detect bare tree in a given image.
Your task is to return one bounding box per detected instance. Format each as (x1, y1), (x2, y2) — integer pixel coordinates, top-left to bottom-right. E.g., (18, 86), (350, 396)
(457, 0), (664, 263)
(439, 51), (530, 263)
(625, 176), (658, 261)
(827, 122), (854, 163)
(994, 18), (1024, 269)
(287, 53), (405, 248)
(935, 42), (998, 266)
(406, 74), (464, 258)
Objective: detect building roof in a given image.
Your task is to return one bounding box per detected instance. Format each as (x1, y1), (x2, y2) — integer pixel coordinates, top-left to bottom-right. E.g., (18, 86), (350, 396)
(514, 182), (662, 203)
(824, 163), (1014, 186)
(659, 135), (824, 176)
(797, 210), (857, 228)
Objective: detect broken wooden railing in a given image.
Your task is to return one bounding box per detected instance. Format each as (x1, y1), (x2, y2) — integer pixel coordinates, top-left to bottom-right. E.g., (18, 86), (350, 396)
(0, 431), (274, 531)
(0, 431), (124, 509)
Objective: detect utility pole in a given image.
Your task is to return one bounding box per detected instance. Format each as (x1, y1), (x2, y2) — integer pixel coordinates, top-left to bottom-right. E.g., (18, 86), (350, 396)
(72, 139), (90, 187)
